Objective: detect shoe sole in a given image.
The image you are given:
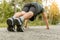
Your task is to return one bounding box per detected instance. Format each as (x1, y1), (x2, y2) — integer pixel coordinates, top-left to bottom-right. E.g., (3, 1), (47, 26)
(7, 26), (15, 32)
(7, 19), (12, 25)
(7, 19), (15, 32)
(14, 19), (24, 32)
(14, 19), (20, 25)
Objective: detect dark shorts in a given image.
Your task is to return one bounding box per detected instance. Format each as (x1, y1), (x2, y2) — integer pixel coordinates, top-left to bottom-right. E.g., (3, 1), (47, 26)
(22, 2), (44, 21)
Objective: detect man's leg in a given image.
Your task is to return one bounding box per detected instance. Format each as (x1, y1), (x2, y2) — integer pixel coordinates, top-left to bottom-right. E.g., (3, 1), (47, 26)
(7, 3), (30, 32)
(13, 11), (26, 18)
(7, 11), (26, 32)
(21, 11), (34, 20)
(14, 11), (34, 32)
(15, 7), (36, 32)
(14, 7), (34, 26)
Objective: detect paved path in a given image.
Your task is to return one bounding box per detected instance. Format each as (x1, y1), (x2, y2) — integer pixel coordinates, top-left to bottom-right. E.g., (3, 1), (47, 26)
(0, 25), (60, 40)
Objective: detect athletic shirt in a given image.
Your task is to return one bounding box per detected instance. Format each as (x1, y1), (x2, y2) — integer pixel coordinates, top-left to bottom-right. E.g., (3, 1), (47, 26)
(24, 2), (44, 14)
(30, 2), (44, 14)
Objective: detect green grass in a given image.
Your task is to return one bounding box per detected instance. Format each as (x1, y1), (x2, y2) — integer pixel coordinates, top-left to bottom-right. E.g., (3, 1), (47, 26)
(1, 19), (59, 28)
(0, 23), (7, 28)
(28, 20), (46, 26)
(0, 20), (46, 28)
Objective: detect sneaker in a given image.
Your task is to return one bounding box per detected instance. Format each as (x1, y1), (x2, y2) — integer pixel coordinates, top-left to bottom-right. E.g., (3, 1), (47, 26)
(14, 18), (24, 32)
(7, 18), (15, 32)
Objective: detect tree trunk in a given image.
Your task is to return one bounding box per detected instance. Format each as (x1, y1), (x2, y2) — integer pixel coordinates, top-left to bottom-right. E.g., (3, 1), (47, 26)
(14, 0), (17, 13)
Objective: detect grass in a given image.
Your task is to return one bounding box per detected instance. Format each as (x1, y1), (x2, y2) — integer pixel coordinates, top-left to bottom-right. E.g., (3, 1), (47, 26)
(0, 19), (59, 28)
(28, 19), (46, 26)
(0, 20), (46, 28)
(0, 23), (7, 28)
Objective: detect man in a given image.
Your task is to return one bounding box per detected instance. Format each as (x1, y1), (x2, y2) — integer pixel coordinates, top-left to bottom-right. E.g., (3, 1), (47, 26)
(7, 2), (49, 32)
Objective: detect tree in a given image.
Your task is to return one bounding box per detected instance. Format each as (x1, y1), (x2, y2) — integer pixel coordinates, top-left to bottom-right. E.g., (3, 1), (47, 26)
(49, 1), (59, 24)
(10, 0), (17, 13)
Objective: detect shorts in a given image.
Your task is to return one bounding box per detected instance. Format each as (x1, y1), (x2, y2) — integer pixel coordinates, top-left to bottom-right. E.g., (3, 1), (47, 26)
(22, 3), (44, 21)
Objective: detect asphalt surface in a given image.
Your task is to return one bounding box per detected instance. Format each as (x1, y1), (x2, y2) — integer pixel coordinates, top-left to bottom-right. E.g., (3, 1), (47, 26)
(0, 25), (60, 40)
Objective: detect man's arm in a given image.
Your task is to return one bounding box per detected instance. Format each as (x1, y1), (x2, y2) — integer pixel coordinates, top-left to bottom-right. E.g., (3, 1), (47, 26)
(24, 20), (28, 28)
(42, 12), (49, 29)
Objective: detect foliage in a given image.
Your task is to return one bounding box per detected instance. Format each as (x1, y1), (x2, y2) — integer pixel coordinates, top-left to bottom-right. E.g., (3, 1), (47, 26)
(0, 0), (60, 27)
(48, 2), (60, 25)
(0, 0), (14, 23)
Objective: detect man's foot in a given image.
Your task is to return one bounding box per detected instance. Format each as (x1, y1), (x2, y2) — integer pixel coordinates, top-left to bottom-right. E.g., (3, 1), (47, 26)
(14, 18), (24, 32)
(7, 18), (15, 32)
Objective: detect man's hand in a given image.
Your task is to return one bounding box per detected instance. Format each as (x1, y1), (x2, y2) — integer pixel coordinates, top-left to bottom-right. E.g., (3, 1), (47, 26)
(46, 25), (49, 29)
(42, 12), (49, 29)
(24, 20), (28, 28)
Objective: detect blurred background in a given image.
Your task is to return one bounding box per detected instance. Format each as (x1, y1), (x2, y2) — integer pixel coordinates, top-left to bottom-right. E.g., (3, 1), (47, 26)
(0, 0), (60, 27)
